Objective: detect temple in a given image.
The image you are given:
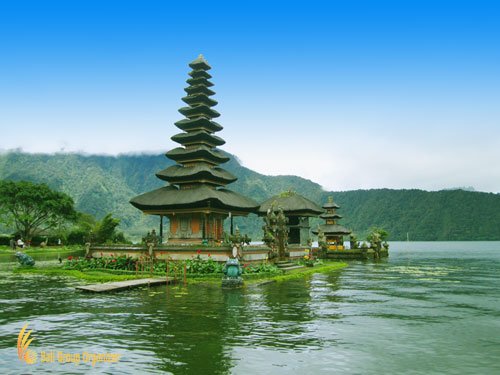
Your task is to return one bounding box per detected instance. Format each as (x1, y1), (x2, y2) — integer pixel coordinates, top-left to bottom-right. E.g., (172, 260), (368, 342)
(312, 196), (351, 250)
(130, 55), (258, 244)
(258, 191), (322, 246)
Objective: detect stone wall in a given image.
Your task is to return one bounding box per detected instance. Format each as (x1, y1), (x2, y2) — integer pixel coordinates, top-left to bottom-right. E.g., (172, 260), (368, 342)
(89, 244), (310, 263)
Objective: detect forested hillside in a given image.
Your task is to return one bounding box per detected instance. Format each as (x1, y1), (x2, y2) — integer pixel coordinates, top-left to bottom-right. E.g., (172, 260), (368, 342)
(1, 151), (499, 241)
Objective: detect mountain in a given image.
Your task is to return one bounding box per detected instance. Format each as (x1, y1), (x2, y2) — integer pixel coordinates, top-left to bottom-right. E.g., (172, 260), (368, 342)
(1, 151), (499, 241)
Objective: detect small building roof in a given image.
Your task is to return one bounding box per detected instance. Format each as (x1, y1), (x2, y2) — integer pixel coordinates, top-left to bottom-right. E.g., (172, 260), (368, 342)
(189, 54), (211, 70)
(312, 224), (352, 236)
(323, 196), (340, 209)
(258, 192), (322, 217)
(320, 213), (342, 220)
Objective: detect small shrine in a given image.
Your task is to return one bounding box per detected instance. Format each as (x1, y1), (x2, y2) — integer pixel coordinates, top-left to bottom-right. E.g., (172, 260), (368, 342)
(258, 191), (322, 246)
(130, 55), (258, 244)
(312, 196), (351, 250)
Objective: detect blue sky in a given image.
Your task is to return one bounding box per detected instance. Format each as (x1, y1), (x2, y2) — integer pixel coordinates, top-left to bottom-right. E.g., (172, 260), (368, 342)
(1, 0), (499, 192)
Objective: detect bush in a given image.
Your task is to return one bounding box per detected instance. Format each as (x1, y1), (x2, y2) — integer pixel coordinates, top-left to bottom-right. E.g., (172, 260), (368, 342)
(62, 252), (284, 277)
(67, 228), (88, 245)
(0, 235), (12, 246)
(242, 262), (280, 274)
(297, 255), (315, 267)
(30, 235), (62, 246)
(112, 231), (130, 244)
(63, 254), (138, 271)
(185, 254), (223, 274)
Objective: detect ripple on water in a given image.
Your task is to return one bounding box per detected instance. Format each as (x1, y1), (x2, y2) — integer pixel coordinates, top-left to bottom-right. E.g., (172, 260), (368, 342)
(1, 245), (500, 374)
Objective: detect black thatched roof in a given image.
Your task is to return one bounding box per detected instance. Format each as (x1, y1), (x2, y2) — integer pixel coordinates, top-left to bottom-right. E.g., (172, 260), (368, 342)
(258, 192), (322, 217)
(188, 69), (211, 79)
(312, 224), (352, 236)
(189, 54), (211, 70)
(181, 94), (218, 107)
(171, 131), (225, 147)
(178, 105), (220, 119)
(130, 185), (258, 214)
(174, 117), (223, 133)
(165, 146), (229, 165)
(320, 213), (342, 220)
(156, 165), (237, 185)
(323, 198), (340, 209)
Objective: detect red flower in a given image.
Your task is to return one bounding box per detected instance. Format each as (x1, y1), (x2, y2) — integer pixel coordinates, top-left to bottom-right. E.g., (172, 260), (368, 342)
(208, 253), (211, 257)
(68, 256), (73, 260)
(112, 259), (116, 262)
(196, 249), (201, 254)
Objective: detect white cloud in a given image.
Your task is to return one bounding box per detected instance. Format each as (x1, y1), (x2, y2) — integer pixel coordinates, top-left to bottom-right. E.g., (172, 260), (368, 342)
(230, 130), (500, 193)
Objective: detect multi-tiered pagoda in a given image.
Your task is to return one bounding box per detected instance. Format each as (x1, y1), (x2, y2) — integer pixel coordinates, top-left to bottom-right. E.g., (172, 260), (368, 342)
(130, 55), (258, 244)
(312, 196), (351, 250)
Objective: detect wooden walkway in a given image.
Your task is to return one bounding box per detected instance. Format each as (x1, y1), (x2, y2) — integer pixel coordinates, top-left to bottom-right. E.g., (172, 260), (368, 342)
(76, 278), (172, 293)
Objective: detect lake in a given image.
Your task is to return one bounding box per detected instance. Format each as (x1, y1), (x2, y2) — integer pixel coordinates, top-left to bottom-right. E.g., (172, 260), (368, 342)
(1, 242), (499, 374)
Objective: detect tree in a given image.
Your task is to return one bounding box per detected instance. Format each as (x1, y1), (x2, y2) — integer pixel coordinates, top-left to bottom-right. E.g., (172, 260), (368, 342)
(66, 212), (127, 245)
(367, 227), (389, 242)
(0, 180), (77, 240)
(66, 212), (97, 245)
(367, 227), (390, 258)
(93, 213), (121, 244)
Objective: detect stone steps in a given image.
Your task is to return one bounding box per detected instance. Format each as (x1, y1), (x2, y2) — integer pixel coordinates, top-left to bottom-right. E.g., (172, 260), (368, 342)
(275, 261), (304, 272)
(279, 265), (305, 272)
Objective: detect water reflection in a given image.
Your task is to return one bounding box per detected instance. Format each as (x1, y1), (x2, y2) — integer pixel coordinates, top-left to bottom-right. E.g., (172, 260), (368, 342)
(1, 243), (500, 374)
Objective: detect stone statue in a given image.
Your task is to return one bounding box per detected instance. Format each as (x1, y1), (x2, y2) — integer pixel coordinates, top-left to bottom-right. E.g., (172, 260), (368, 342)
(229, 226), (251, 259)
(222, 258), (243, 287)
(317, 227), (327, 253)
(85, 242), (91, 257)
(262, 203), (288, 259)
(368, 231), (382, 259)
(15, 252), (35, 267)
(349, 234), (360, 249)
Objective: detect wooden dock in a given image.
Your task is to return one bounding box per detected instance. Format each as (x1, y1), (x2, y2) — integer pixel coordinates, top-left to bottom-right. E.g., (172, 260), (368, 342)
(76, 278), (172, 293)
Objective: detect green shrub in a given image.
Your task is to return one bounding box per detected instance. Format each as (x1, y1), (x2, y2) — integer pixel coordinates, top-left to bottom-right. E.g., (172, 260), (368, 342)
(184, 253), (223, 274)
(63, 254), (138, 271)
(242, 262), (280, 274)
(67, 228), (88, 245)
(0, 235), (12, 246)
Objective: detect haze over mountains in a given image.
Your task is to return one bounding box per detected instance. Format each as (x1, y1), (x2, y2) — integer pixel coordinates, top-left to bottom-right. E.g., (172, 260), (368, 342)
(1, 151), (499, 241)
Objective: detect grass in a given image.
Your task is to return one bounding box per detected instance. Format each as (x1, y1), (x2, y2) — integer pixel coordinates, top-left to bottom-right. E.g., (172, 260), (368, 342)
(12, 260), (348, 284)
(269, 262), (347, 282)
(13, 267), (145, 283)
(0, 245), (83, 254)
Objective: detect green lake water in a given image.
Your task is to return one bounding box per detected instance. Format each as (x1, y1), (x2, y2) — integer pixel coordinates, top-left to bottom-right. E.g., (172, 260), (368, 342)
(0, 242), (499, 374)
